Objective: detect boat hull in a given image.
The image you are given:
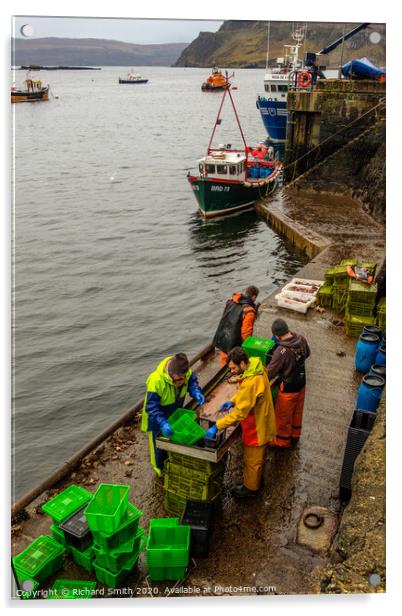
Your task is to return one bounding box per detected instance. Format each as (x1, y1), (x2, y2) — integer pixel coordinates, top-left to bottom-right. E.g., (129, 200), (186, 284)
(256, 97), (287, 142)
(11, 89), (49, 103)
(119, 79), (148, 84)
(188, 176), (277, 218)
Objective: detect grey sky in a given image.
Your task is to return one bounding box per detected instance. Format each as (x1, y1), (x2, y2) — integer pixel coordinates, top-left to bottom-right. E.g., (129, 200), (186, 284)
(12, 16), (223, 44)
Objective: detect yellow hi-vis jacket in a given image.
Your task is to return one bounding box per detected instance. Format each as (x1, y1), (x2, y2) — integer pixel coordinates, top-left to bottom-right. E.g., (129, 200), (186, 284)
(216, 356), (276, 447)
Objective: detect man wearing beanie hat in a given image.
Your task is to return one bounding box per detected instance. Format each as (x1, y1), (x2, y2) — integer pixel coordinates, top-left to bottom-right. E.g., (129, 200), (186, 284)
(267, 318), (310, 448)
(141, 353), (206, 475)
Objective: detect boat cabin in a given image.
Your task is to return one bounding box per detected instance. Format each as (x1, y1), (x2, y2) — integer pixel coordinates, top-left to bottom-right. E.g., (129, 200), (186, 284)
(198, 151), (247, 181)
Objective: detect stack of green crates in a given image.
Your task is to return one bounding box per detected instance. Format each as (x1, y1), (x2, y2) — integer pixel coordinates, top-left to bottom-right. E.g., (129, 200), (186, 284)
(13, 535), (66, 589)
(84, 484), (144, 588)
(344, 280), (378, 337)
(242, 336), (276, 366)
(164, 453), (225, 516)
(376, 296), (386, 330)
(146, 518), (190, 581)
(42, 484), (93, 556)
(317, 284), (333, 308)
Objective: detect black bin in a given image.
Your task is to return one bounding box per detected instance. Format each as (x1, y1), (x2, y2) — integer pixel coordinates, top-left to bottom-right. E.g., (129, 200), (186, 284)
(352, 408), (377, 431)
(180, 500), (214, 558)
(59, 504), (93, 551)
(339, 425), (370, 502)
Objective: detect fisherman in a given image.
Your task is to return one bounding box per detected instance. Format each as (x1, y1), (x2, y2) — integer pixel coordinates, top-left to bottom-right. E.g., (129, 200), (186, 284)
(213, 285), (260, 366)
(266, 318), (310, 448)
(141, 353), (206, 476)
(205, 347), (276, 498)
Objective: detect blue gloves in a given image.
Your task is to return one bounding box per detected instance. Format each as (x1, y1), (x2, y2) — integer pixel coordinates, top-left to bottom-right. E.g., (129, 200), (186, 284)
(160, 421), (173, 437)
(193, 391), (206, 405)
(219, 401), (234, 412)
(205, 424), (218, 439)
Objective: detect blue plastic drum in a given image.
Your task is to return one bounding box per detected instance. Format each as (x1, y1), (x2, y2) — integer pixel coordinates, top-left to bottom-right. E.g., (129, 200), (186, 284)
(355, 333), (381, 373)
(375, 343), (386, 366)
(368, 364), (386, 381)
(363, 325), (382, 338)
(356, 374), (385, 412)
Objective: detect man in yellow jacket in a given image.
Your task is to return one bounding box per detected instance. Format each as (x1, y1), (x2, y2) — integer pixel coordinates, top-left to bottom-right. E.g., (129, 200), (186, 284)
(205, 346), (276, 498)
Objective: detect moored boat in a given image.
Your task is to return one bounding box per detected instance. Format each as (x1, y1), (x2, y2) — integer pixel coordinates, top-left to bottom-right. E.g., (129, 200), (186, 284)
(201, 67), (231, 91)
(188, 86), (282, 219)
(11, 77), (49, 103)
(118, 70), (148, 84)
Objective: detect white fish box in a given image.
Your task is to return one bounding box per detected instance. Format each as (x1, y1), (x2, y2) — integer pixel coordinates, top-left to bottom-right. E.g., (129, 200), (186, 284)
(275, 277), (324, 314)
(275, 293), (317, 314)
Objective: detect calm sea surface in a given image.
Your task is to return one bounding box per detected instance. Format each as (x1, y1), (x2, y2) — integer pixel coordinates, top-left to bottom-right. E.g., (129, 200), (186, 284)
(12, 67), (305, 498)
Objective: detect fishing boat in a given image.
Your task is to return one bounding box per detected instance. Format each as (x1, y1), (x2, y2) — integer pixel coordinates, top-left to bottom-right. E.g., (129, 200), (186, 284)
(256, 25), (307, 143)
(201, 67), (232, 91)
(188, 85), (282, 219)
(11, 76), (49, 103)
(118, 70), (148, 84)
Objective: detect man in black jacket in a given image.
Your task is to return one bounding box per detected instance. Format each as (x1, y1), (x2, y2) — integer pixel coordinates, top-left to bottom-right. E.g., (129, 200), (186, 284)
(266, 318), (310, 448)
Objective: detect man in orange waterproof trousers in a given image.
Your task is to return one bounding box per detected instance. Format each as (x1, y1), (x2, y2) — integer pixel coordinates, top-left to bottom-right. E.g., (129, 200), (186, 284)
(267, 318), (310, 448)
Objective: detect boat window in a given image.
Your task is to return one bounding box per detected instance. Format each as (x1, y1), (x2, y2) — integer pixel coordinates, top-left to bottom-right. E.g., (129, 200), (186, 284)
(278, 85), (288, 92)
(199, 163), (205, 174)
(264, 84), (269, 92)
(216, 165), (227, 174)
(205, 164), (216, 174)
(270, 84), (277, 92)
(229, 165), (237, 175)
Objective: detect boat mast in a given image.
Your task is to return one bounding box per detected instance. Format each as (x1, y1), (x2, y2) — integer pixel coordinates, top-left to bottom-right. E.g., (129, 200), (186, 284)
(206, 79), (248, 160)
(265, 21), (271, 70)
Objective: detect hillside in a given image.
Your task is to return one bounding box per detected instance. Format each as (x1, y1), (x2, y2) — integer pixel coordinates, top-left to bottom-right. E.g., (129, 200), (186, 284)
(12, 38), (188, 67)
(174, 21), (386, 68)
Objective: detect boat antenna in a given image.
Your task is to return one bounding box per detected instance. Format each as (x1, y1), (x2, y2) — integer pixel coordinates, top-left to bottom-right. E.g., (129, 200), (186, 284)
(206, 80), (248, 157)
(265, 21), (271, 70)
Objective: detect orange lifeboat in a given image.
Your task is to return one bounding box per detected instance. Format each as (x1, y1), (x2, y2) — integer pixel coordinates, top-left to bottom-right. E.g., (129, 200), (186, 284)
(201, 68), (230, 91)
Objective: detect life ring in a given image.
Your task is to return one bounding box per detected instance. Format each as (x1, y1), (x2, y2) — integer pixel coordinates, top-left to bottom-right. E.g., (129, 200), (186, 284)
(297, 71), (312, 88)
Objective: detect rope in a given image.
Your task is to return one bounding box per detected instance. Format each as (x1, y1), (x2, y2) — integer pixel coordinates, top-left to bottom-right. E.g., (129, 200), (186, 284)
(283, 97), (386, 182)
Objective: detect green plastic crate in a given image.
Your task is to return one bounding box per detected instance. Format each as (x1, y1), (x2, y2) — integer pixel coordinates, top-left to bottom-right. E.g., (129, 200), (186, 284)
(169, 414), (206, 446)
(164, 459), (225, 483)
(377, 313), (386, 330)
(93, 527), (145, 573)
(70, 545), (95, 573)
(148, 564), (187, 582)
(324, 268), (335, 286)
(164, 471), (223, 501)
(163, 489), (187, 516)
(377, 297), (386, 313)
(344, 313), (376, 337)
(348, 280), (378, 302)
(340, 258), (357, 266)
(13, 535), (65, 584)
(317, 285), (333, 307)
(167, 452), (222, 474)
(146, 520), (190, 568)
(91, 502), (142, 551)
(50, 579), (97, 599)
(84, 484), (130, 534)
(242, 336), (276, 366)
(346, 299), (375, 317)
(93, 543), (142, 589)
(50, 524), (71, 551)
(168, 408), (197, 424)
(42, 485), (92, 525)
(359, 261), (377, 274)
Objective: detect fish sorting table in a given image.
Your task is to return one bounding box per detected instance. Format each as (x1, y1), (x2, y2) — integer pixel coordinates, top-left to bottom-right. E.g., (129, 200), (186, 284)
(156, 378), (240, 463)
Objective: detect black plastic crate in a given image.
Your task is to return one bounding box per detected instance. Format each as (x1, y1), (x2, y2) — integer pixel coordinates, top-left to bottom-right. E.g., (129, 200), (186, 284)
(339, 425), (370, 501)
(180, 500), (214, 558)
(352, 409), (377, 432)
(59, 504), (93, 552)
(199, 418), (225, 449)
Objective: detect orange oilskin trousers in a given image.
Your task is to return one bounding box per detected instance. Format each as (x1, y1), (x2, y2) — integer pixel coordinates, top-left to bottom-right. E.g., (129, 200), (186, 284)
(243, 444), (266, 490)
(273, 386), (305, 447)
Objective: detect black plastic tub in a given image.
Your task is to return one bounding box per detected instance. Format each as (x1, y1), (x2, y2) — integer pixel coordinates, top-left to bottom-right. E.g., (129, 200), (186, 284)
(180, 500), (214, 558)
(339, 425), (370, 502)
(59, 504), (93, 552)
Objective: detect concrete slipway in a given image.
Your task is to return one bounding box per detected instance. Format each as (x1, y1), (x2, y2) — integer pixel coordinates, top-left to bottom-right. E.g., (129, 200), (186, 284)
(11, 187), (385, 599)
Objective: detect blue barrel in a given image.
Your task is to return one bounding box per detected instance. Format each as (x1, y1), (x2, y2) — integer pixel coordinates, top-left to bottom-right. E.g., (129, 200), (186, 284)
(375, 343), (386, 366)
(363, 325), (382, 338)
(369, 364), (386, 381)
(355, 333), (381, 373)
(356, 374), (385, 412)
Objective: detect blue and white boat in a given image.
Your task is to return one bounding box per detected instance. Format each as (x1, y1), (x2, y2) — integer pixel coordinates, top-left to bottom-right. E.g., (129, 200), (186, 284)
(256, 25), (306, 143)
